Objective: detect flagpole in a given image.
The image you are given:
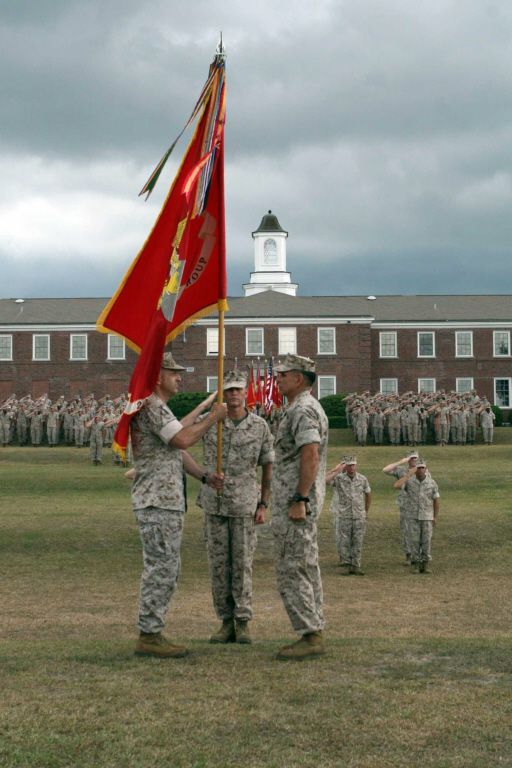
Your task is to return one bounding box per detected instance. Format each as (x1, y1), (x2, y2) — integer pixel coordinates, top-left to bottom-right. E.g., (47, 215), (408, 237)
(216, 308), (225, 480)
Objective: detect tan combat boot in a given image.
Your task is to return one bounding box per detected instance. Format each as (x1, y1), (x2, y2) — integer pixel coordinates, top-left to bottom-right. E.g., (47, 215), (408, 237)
(276, 631), (326, 661)
(350, 566), (365, 576)
(135, 632), (189, 658)
(209, 618), (236, 644)
(235, 620), (252, 644)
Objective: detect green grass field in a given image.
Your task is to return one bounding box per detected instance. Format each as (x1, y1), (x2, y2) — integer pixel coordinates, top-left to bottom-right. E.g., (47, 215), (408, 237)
(1, 432), (511, 767)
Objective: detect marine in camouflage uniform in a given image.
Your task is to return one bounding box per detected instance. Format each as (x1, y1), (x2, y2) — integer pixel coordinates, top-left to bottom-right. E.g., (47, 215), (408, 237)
(383, 452), (420, 564)
(131, 353), (226, 658)
(199, 370), (274, 644)
(395, 459), (440, 573)
(46, 407), (60, 446)
(327, 456), (371, 574)
(271, 354), (329, 660)
(30, 410), (43, 446)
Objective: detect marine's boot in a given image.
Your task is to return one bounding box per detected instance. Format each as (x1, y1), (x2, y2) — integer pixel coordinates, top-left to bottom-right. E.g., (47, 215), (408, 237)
(276, 631), (326, 661)
(135, 632), (189, 658)
(209, 618), (236, 644)
(350, 566), (365, 576)
(419, 561), (431, 574)
(235, 620), (252, 645)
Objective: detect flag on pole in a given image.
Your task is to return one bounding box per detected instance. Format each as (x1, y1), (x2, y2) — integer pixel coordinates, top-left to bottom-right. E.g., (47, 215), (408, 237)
(96, 46), (227, 457)
(264, 356), (281, 414)
(246, 365), (257, 410)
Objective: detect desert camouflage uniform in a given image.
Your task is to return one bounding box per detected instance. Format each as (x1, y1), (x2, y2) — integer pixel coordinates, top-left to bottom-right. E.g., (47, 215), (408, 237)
(402, 474), (440, 565)
(30, 412), (43, 445)
(0, 410), (12, 445)
(16, 409), (28, 445)
(439, 406), (450, 444)
(371, 411), (384, 445)
(131, 393), (185, 634)
(63, 411), (74, 444)
(199, 411), (274, 622)
(466, 408), (477, 443)
(480, 408), (495, 444)
(329, 471), (371, 568)
(387, 409), (401, 445)
(385, 465), (412, 558)
(272, 391), (328, 635)
(89, 419), (105, 462)
(46, 410), (59, 446)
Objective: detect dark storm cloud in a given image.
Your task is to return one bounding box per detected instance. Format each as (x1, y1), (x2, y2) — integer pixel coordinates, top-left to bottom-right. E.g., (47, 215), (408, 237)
(1, 0), (512, 299)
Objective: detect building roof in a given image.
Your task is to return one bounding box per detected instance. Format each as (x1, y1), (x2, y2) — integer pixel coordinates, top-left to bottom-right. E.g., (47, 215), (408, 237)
(252, 210), (288, 236)
(1, 293), (512, 325)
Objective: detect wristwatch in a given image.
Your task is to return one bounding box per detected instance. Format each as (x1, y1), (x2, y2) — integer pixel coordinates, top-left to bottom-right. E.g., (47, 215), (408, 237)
(291, 492), (310, 503)
(201, 473), (208, 484)
(257, 500), (268, 508)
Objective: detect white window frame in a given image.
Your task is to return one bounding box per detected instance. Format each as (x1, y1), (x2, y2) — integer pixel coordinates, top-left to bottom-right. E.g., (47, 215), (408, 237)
(379, 331), (397, 358)
(0, 334), (13, 361)
(493, 330), (511, 357)
(418, 378), (436, 393)
(107, 334), (126, 360)
(380, 378), (398, 395)
(494, 377), (512, 408)
(206, 327), (225, 356)
(246, 327), (264, 356)
(317, 327), (336, 355)
(278, 327), (297, 356)
(207, 376), (218, 393)
(32, 334), (50, 361)
(455, 330), (473, 358)
(417, 332), (435, 358)
(70, 333), (88, 361)
(317, 376), (336, 399)
(456, 377), (474, 394)
(263, 238), (278, 265)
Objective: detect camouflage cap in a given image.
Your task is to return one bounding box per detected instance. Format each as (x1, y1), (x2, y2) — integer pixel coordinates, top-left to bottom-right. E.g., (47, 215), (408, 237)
(343, 455), (358, 465)
(274, 353), (316, 374)
(416, 457), (427, 468)
(161, 352), (186, 371)
(407, 451), (419, 459)
(223, 370), (248, 390)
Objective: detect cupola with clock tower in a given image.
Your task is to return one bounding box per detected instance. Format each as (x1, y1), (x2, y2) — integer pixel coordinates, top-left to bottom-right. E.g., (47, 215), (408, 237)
(242, 210), (298, 296)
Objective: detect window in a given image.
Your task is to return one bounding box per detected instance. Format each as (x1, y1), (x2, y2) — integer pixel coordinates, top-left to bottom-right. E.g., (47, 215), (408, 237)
(494, 378), (511, 408)
(418, 378), (436, 393)
(456, 378), (474, 394)
(0, 335), (12, 361)
(246, 328), (264, 355)
(33, 334), (50, 361)
(417, 332), (435, 357)
(206, 327), (225, 356)
(380, 378), (398, 395)
(207, 376), (218, 393)
(318, 376), (336, 399)
(263, 238), (278, 265)
(494, 331), (510, 357)
(379, 332), (397, 358)
(70, 334), (87, 360)
(318, 328), (336, 355)
(108, 334), (125, 360)
(455, 331), (473, 357)
(278, 327), (297, 355)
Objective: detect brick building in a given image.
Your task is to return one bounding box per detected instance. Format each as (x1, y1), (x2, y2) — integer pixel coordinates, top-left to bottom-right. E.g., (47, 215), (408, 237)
(1, 212), (511, 410)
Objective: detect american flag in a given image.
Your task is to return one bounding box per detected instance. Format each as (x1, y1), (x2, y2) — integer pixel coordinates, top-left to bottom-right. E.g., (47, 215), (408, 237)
(264, 357), (281, 414)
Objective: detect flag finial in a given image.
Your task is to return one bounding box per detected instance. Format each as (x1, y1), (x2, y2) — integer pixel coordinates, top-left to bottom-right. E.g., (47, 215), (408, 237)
(216, 32), (226, 60)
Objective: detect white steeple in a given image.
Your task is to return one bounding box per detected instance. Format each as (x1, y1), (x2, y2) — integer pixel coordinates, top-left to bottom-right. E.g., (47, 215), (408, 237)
(243, 210), (298, 297)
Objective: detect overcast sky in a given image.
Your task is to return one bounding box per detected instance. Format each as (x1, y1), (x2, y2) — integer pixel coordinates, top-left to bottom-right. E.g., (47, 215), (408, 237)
(1, 0), (512, 299)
